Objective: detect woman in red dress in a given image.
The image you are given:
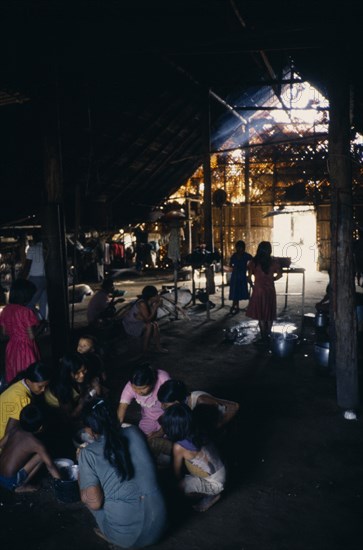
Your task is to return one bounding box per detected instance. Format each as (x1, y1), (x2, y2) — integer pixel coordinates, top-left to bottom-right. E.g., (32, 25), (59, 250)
(0, 279), (41, 383)
(246, 241), (283, 342)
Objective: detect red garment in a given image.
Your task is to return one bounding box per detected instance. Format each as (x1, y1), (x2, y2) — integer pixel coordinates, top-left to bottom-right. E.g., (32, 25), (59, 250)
(245, 260), (280, 322)
(0, 304), (40, 382)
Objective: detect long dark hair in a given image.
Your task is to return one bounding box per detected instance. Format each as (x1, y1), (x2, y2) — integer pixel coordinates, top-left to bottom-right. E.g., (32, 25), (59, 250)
(160, 402), (206, 448)
(82, 398), (134, 480)
(253, 241), (272, 274)
(50, 353), (86, 404)
(10, 361), (52, 386)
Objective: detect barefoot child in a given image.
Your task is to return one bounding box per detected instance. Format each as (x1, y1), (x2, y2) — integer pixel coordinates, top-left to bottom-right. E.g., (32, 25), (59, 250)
(160, 402), (226, 512)
(0, 404), (60, 492)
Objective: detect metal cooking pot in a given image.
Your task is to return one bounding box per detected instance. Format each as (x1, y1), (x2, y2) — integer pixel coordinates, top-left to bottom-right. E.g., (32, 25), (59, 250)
(270, 333), (298, 358)
(315, 312), (328, 328)
(314, 341), (330, 368)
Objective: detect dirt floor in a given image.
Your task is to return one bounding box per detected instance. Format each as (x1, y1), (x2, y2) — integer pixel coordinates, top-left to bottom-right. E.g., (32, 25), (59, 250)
(1, 269), (363, 550)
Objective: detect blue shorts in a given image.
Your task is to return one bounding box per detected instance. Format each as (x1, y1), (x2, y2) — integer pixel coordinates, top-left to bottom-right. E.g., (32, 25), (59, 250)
(0, 468), (28, 491)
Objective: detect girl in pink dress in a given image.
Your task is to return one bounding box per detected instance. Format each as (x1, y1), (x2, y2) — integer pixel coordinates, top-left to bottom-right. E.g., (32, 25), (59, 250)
(117, 363), (170, 438)
(0, 280), (41, 383)
(246, 241), (283, 342)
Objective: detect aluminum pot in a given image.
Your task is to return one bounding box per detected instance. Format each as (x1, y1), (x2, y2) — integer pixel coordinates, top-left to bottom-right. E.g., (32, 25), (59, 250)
(315, 312), (328, 328)
(314, 341), (330, 368)
(270, 333), (298, 359)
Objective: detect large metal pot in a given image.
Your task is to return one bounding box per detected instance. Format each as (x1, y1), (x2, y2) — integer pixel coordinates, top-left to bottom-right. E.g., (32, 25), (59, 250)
(270, 333), (299, 358)
(314, 341), (330, 368)
(315, 312), (328, 328)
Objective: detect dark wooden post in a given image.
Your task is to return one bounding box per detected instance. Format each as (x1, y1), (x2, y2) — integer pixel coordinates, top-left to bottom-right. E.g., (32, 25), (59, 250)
(42, 84), (70, 363)
(328, 62), (359, 412)
(202, 88), (213, 251)
(202, 88), (215, 304)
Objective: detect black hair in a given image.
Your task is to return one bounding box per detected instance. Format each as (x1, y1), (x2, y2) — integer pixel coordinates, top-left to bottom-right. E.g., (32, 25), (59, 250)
(160, 402), (205, 448)
(235, 240), (246, 251)
(130, 363), (157, 388)
(19, 404), (43, 433)
(50, 353), (86, 404)
(9, 279), (37, 305)
(253, 241), (272, 274)
(82, 398), (133, 480)
(141, 285), (158, 301)
(157, 379), (188, 404)
(101, 278), (114, 292)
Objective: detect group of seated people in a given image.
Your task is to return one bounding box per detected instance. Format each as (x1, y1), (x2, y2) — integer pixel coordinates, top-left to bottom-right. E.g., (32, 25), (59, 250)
(0, 352), (239, 548)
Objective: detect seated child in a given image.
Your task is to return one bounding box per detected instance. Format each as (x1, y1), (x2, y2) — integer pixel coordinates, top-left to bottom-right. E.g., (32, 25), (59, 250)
(117, 363), (172, 462)
(160, 402), (226, 512)
(0, 404), (61, 493)
(117, 363), (170, 439)
(76, 334), (107, 384)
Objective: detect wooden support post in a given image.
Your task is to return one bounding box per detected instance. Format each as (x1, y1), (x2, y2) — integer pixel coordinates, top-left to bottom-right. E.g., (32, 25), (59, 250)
(328, 63), (359, 412)
(202, 88), (214, 253)
(41, 83), (70, 363)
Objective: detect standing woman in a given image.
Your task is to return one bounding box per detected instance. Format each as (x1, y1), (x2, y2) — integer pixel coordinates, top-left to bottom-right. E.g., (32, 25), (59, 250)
(0, 279), (42, 383)
(228, 240), (252, 314)
(246, 241), (283, 342)
(78, 398), (167, 548)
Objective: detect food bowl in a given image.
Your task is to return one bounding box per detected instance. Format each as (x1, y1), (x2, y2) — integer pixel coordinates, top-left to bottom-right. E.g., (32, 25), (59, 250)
(53, 459), (80, 503)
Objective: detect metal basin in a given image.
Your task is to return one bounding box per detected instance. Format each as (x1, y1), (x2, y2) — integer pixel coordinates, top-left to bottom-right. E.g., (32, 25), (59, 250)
(270, 333), (299, 358)
(314, 342), (330, 368)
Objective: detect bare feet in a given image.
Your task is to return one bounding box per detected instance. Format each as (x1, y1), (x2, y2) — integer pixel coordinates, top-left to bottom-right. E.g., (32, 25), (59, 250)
(15, 484), (40, 493)
(192, 493), (221, 512)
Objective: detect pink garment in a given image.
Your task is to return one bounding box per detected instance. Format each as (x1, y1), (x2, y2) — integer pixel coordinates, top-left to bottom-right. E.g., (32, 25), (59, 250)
(120, 369), (171, 434)
(245, 259), (280, 322)
(0, 304), (40, 382)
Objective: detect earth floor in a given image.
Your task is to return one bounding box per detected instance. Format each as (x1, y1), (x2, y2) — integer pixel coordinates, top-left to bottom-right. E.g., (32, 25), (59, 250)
(1, 269), (363, 550)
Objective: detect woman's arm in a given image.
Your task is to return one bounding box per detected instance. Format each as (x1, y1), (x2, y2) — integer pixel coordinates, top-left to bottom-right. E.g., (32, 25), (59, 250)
(172, 443), (186, 480)
(137, 299), (160, 323)
(117, 402), (129, 423)
(80, 484), (104, 511)
(273, 263), (283, 282)
(196, 394), (240, 427)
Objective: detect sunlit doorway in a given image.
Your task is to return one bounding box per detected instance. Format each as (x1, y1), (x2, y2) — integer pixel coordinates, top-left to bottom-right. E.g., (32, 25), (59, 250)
(272, 206), (317, 272)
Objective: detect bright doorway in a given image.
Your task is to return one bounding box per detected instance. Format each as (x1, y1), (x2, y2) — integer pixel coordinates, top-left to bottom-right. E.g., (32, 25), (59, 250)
(271, 206), (317, 272)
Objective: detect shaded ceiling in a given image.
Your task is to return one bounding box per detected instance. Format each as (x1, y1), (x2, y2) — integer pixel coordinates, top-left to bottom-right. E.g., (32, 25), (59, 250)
(1, 0), (363, 229)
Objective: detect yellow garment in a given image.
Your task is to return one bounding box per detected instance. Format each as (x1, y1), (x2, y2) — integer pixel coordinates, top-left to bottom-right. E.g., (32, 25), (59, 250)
(0, 380), (31, 439)
(44, 386), (79, 408)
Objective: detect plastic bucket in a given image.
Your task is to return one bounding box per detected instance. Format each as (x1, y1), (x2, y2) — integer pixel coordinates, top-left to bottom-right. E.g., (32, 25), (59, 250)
(314, 342), (330, 368)
(53, 459), (80, 503)
(270, 333), (299, 359)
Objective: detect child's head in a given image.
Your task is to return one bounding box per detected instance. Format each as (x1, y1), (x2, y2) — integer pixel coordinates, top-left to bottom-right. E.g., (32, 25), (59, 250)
(77, 335), (96, 354)
(158, 379), (188, 409)
(141, 285), (158, 302)
(160, 402), (194, 443)
(60, 353), (87, 385)
(20, 404), (43, 433)
(130, 363), (157, 396)
(9, 279), (37, 306)
(102, 278), (115, 293)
